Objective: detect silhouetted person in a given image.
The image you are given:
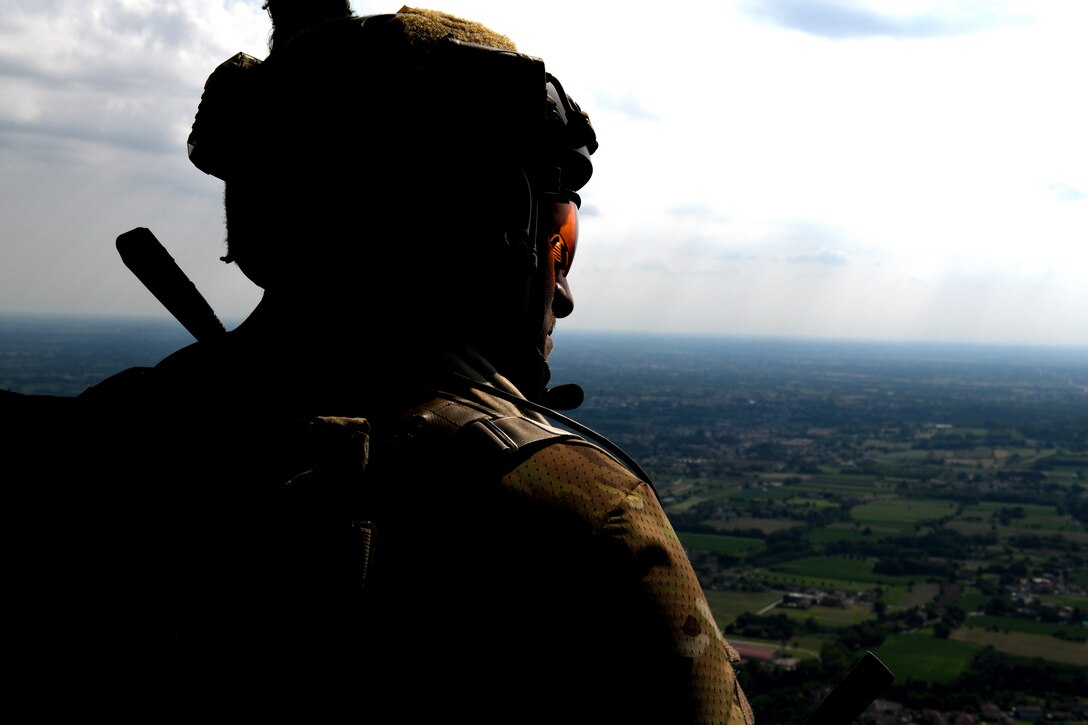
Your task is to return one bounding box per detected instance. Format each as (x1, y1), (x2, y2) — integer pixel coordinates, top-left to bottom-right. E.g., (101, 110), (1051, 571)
(3, 4), (752, 722)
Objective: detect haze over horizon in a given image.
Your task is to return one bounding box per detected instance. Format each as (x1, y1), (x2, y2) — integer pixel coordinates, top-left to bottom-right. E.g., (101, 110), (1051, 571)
(2, 1), (1085, 348)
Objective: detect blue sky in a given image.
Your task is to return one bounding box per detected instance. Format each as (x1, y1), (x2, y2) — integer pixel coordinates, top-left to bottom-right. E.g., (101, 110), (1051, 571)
(2, 1), (1086, 346)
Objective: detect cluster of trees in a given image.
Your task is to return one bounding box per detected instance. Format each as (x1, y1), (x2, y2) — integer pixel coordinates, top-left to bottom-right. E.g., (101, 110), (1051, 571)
(913, 429), (1025, 450)
(884, 648), (1088, 711)
(736, 638), (1087, 722)
(726, 604), (935, 651)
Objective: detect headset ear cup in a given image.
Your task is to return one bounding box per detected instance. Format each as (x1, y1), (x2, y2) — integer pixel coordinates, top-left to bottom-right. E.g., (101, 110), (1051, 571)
(502, 162), (536, 273)
(188, 52), (263, 180)
(504, 227), (536, 272)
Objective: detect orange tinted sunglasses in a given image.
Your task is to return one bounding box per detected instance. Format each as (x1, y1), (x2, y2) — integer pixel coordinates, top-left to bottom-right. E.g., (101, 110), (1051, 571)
(547, 200), (579, 276)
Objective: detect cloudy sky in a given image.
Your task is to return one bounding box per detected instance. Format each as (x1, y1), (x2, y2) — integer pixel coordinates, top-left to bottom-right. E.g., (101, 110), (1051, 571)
(2, 1), (1086, 347)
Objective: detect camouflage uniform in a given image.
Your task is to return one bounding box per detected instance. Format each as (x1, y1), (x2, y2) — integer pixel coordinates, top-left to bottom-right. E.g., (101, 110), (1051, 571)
(3, 340), (753, 722)
(349, 389), (756, 724)
(499, 434), (754, 724)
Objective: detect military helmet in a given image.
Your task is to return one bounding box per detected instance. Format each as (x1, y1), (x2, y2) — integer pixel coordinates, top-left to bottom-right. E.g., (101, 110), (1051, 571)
(187, 6), (597, 277)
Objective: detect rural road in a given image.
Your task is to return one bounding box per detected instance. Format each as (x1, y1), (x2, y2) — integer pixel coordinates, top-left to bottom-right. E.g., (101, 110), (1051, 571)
(756, 598), (783, 614)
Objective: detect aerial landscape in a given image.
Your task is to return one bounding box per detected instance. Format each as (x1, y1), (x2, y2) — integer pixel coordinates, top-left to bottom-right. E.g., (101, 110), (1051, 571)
(2, 316), (1086, 722)
(2, 1), (1085, 721)
(549, 330), (1087, 722)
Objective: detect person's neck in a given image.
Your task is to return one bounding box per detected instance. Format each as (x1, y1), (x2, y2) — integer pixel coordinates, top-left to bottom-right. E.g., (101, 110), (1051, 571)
(233, 287), (550, 404)
(234, 288), (348, 344)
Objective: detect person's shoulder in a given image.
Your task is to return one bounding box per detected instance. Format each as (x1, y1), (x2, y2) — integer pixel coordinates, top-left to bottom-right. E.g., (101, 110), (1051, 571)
(397, 391), (579, 455)
(387, 390), (654, 515)
(79, 332), (252, 409)
(495, 423), (656, 532)
(508, 435), (648, 489)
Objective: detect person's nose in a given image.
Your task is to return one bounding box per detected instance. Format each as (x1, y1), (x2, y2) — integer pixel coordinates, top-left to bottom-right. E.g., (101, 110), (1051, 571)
(553, 270), (574, 318)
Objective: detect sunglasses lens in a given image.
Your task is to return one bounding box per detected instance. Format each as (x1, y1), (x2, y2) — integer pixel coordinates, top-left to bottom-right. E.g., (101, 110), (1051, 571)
(549, 200), (578, 275)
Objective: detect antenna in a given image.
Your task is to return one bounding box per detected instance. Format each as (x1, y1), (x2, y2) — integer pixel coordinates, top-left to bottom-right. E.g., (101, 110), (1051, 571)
(116, 227), (227, 342)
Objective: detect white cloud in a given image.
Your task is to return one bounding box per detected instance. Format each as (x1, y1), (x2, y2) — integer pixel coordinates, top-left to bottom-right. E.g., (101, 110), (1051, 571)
(787, 249), (851, 266)
(1046, 182), (1087, 202)
(593, 91), (660, 122)
(0, 0), (1085, 346)
(741, 0), (1031, 39)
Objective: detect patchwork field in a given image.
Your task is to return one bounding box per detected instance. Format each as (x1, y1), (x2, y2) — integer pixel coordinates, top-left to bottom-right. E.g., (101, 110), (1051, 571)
(678, 532), (765, 555)
(769, 556), (918, 586)
(778, 603), (873, 628)
(870, 633), (981, 684)
(705, 589), (786, 628)
(951, 629), (1088, 666)
(882, 582), (940, 609)
(706, 517), (803, 535)
(851, 499), (958, 525)
(962, 615), (1085, 638)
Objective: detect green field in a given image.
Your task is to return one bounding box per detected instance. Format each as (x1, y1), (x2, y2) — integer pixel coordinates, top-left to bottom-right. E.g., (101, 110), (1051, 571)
(945, 520), (1088, 544)
(706, 517), (802, 535)
(964, 502), (1060, 518)
(753, 570), (870, 592)
(952, 628), (1088, 666)
(882, 582), (940, 608)
(730, 487), (801, 502)
(804, 524), (885, 544)
(963, 615), (1086, 638)
(661, 477), (744, 513)
(678, 532), (765, 555)
(1038, 593), (1088, 609)
(784, 496), (838, 509)
(803, 472), (878, 483)
(705, 589), (785, 628)
(778, 603), (873, 628)
(871, 633), (981, 684)
(794, 479), (889, 496)
(959, 502), (1086, 533)
(851, 499), (958, 525)
(862, 438), (914, 451)
(769, 556), (917, 586)
(956, 587), (988, 613)
(867, 447), (931, 463)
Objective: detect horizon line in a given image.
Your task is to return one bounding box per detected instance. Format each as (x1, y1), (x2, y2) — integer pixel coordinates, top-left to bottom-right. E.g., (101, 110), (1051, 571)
(3, 311), (1087, 353)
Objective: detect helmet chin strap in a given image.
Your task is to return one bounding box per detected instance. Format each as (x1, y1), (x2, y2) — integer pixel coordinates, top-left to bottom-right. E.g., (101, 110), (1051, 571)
(488, 163), (555, 404)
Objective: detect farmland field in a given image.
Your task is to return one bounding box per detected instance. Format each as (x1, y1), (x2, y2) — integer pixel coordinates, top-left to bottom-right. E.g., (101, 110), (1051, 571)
(871, 633), (981, 684)
(705, 589), (785, 628)
(678, 532), (764, 555)
(1039, 593), (1088, 609)
(951, 629), (1088, 666)
(851, 499), (958, 524)
(883, 582), (940, 608)
(752, 569), (872, 592)
(793, 481), (887, 497)
(777, 603), (873, 628)
(955, 587), (988, 612)
(805, 523), (897, 543)
(705, 517), (802, 535)
(962, 615), (1085, 638)
(770, 556), (917, 585)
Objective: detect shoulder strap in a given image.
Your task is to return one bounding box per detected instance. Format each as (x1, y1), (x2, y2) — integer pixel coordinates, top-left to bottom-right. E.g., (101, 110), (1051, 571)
(449, 374), (657, 491)
(396, 391), (661, 501)
(399, 391), (579, 460)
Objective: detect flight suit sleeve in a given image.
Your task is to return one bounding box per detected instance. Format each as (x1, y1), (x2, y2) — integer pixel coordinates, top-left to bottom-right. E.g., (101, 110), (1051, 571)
(501, 439), (755, 725)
